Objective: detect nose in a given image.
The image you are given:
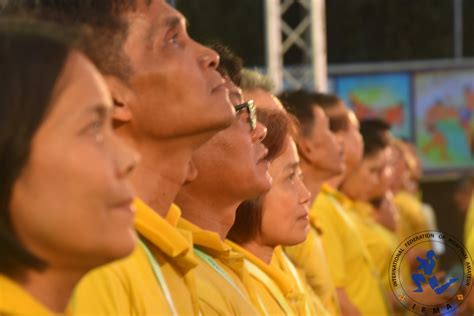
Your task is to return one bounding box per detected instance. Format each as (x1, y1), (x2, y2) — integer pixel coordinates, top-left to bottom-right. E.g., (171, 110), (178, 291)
(333, 134), (343, 152)
(298, 179), (312, 205)
(112, 135), (140, 178)
(198, 42), (219, 70)
(252, 121), (267, 143)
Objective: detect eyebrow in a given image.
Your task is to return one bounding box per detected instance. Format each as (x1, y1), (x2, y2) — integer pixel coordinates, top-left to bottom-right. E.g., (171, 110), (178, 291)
(148, 14), (188, 44)
(82, 103), (111, 119)
(230, 90), (243, 102)
(285, 161), (300, 171)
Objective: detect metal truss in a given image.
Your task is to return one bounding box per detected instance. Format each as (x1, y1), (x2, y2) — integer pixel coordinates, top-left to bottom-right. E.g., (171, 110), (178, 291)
(265, 0), (327, 92)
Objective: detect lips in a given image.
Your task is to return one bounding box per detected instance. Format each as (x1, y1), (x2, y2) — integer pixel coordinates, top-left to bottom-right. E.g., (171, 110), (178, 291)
(111, 196), (135, 214)
(297, 213), (309, 221)
(211, 77), (227, 93)
(296, 207), (309, 221)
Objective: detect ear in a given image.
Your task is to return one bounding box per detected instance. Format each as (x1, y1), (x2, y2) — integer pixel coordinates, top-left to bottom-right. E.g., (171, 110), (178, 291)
(184, 159), (199, 184)
(295, 135), (315, 163)
(103, 75), (135, 123)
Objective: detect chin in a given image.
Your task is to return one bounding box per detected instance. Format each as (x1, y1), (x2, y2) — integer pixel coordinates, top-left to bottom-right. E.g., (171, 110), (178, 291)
(208, 103), (235, 129)
(257, 180), (272, 195)
(283, 236), (307, 246)
(100, 231), (137, 264)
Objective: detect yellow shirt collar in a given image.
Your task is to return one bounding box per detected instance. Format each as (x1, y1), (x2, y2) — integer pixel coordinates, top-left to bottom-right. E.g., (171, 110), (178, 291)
(351, 200), (375, 218)
(0, 274), (58, 316)
(309, 184), (353, 233)
(227, 240), (294, 295)
(133, 198), (198, 272)
(177, 218), (250, 281)
(321, 184), (353, 209)
(177, 218), (232, 256)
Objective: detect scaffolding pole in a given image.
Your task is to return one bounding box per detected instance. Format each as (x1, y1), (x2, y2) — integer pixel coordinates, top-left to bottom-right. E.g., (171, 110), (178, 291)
(265, 0), (327, 92)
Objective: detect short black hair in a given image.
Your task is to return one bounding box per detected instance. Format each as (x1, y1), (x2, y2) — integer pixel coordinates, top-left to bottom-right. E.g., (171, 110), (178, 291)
(279, 90), (344, 136)
(0, 18), (78, 276)
(209, 43), (243, 86)
(359, 118), (391, 157)
(2, 0), (153, 80)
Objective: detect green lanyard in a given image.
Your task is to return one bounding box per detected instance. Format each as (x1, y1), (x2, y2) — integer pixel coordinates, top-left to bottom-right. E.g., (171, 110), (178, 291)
(139, 239), (178, 316)
(193, 247), (247, 299)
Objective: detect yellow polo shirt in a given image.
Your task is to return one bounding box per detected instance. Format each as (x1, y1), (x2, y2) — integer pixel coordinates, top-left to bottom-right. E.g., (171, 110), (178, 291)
(0, 274), (60, 316)
(468, 228), (474, 262)
(272, 246), (331, 316)
(395, 190), (430, 241)
(313, 184), (391, 316)
(176, 218), (257, 315)
(284, 222), (341, 316)
(227, 241), (300, 316)
(465, 193), (474, 245)
(70, 199), (199, 316)
(349, 201), (399, 291)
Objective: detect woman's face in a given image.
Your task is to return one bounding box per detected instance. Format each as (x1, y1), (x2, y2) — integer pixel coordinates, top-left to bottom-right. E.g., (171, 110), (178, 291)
(260, 137), (311, 247)
(9, 51), (139, 270)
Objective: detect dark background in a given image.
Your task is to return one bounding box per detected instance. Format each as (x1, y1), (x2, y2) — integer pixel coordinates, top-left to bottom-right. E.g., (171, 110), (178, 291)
(177, 0), (474, 66)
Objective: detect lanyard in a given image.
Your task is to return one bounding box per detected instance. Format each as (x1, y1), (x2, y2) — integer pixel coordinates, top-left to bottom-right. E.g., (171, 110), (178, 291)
(244, 259), (295, 316)
(139, 239), (178, 316)
(193, 247), (248, 299)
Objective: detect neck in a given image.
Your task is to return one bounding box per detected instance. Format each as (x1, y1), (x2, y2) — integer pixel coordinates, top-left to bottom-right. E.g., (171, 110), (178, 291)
(13, 267), (83, 313)
(339, 170), (359, 200)
(122, 134), (200, 216)
(335, 161), (359, 195)
(300, 160), (334, 201)
(327, 173), (344, 189)
(242, 240), (275, 264)
(176, 188), (241, 240)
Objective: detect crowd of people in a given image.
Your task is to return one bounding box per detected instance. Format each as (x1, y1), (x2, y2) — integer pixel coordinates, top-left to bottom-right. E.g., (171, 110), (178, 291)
(0, 0), (473, 315)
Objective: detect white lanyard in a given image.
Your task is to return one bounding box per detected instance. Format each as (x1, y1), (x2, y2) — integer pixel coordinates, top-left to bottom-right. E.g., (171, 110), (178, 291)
(140, 239), (178, 316)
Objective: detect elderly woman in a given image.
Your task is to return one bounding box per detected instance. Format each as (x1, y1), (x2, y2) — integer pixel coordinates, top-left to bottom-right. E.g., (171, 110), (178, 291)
(0, 19), (138, 314)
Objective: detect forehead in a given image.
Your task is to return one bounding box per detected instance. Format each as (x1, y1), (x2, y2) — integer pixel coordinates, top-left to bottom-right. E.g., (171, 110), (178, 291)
(245, 89), (283, 111)
(285, 137), (299, 161)
(127, 0), (186, 37)
(271, 137), (298, 171)
(52, 52), (111, 116)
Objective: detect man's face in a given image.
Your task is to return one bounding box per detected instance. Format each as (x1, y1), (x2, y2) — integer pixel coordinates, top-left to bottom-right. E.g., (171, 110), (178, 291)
(328, 104), (363, 173)
(341, 110), (363, 170)
(305, 107), (344, 175)
(186, 79), (271, 201)
(122, 0), (235, 139)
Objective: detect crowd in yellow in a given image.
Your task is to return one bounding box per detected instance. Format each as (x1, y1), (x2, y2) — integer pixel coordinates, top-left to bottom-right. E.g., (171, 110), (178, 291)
(0, 1), (472, 315)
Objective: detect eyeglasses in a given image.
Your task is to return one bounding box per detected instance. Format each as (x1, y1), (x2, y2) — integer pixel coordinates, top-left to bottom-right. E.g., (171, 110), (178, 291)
(234, 100), (257, 131)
